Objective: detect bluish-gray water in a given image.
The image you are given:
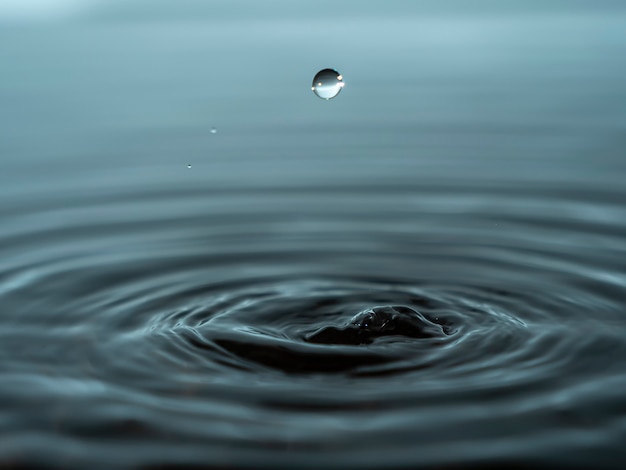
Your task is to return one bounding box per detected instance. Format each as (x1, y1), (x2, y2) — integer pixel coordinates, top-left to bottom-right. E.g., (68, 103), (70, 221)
(1, 1), (626, 468)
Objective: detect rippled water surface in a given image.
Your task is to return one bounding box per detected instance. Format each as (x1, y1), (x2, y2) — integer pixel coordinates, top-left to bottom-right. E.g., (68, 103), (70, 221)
(1, 1), (626, 468)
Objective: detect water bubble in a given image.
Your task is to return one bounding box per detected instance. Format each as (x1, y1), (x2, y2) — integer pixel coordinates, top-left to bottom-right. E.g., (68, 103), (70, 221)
(311, 68), (344, 100)
(210, 127), (217, 134)
(187, 164), (191, 169)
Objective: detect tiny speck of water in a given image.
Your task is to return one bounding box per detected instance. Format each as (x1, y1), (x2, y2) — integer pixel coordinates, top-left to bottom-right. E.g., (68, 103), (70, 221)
(311, 68), (344, 100)
(187, 164), (191, 169)
(210, 127), (217, 134)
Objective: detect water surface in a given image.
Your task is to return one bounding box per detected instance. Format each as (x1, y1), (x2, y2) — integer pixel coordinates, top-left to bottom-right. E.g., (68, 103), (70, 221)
(1, 1), (626, 468)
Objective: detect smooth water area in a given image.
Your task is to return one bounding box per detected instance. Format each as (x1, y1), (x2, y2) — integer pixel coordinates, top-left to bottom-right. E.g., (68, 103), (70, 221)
(1, 1), (626, 468)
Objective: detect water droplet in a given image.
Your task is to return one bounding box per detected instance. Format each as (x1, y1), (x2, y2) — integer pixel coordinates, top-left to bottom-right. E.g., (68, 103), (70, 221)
(187, 164), (191, 169)
(210, 127), (217, 134)
(311, 68), (344, 100)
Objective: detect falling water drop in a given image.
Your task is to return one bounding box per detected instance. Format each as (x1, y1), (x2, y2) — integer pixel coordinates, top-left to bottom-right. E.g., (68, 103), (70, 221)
(311, 68), (344, 100)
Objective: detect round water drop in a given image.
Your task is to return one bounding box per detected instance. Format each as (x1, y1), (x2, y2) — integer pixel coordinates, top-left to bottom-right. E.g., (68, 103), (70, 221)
(210, 127), (217, 134)
(187, 164), (191, 169)
(311, 68), (344, 100)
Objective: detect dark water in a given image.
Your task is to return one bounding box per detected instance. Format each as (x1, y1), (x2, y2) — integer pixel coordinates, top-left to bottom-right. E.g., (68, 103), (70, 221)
(1, 1), (626, 468)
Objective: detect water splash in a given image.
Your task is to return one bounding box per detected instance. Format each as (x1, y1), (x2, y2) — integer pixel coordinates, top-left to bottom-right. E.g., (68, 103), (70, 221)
(306, 305), (447, 345)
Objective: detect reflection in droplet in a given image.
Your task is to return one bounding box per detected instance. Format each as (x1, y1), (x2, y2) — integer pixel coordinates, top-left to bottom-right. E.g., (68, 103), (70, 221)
(311, 68), (344, 100)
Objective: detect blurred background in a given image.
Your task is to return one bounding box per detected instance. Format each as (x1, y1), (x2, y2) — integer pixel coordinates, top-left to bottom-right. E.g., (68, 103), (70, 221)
(2, 0), (625, 193)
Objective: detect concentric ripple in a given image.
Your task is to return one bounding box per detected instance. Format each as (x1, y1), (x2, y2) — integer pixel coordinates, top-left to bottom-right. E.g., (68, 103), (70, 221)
(174, 280), (457, 375)
(1, 181), (625, 468)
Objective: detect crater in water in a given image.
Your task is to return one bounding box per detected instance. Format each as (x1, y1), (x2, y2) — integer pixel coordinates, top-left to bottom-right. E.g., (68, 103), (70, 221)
(306, 305), (447, 345)
(177, 282), (465, 376)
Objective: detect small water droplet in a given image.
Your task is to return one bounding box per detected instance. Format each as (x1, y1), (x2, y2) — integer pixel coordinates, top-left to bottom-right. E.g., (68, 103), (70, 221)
(210, 127), (217, 134)
(311, 68), (344, 100)
(187, 164), (191, 169)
